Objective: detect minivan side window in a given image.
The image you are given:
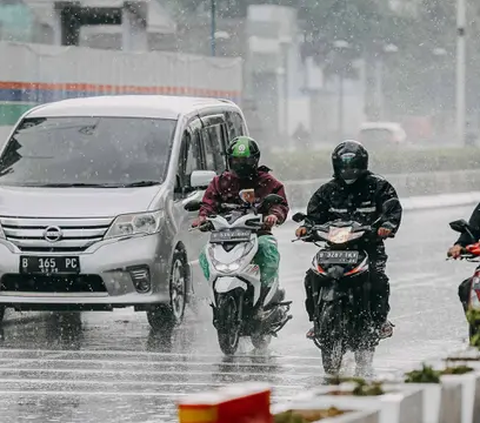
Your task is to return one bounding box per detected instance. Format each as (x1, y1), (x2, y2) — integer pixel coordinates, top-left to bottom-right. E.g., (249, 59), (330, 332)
(225, 111), (246, 140)
(202, 123), (227, 174)
(178, 127), (202, 193)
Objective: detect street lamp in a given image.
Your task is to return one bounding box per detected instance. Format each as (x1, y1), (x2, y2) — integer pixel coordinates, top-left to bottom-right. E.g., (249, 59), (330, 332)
(279, 36), (292, 140)
(432, 47), (448, 114)
(333, 40), (350, 139)
(374, 43), (398, 121)
(210, 0), (216, 56)
(456, 0), (466, 145)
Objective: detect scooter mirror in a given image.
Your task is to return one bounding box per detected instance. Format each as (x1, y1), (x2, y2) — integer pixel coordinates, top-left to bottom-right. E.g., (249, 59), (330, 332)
(449, 219), (470, 233)
(184, 200), (202, 212)
(262, 193), (285, 206)
(292, 212), (306, 223)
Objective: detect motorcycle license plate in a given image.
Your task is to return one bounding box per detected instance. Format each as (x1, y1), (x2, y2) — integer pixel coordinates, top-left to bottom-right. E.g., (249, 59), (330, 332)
(210, 229), (251, 243)
(317, 250), (359, 264)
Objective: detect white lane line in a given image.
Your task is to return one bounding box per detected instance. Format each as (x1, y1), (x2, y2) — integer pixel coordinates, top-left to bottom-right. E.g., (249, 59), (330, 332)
(0, 358), (328, 371)
(0, 390), (300, 401)
(0, 378), (304, 390)
(0, 367), (319, 379)
(0, 348), (458, 364)
(0, 349), (329, 361)
(0, 390), (190, 397)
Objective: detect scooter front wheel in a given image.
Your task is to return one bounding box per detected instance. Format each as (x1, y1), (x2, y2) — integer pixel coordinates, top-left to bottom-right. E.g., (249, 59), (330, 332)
(216, 294), (242, 355)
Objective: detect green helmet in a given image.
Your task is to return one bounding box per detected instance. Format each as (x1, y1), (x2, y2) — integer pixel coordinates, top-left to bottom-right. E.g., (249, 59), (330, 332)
(226, 136), (261, 179)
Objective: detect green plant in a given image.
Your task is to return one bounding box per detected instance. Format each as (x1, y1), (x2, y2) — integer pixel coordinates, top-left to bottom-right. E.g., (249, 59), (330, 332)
(441, 365), (474, 375)
(324, 377), (385, 396)
(467, 309), (480, 347)
(351, 380), (384, 396)
(273, 408), (345, 423)
(404, 364), (441, 383)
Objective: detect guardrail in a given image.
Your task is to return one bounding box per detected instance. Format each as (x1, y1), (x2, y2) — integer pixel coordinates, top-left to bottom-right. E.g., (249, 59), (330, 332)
(284, 169), (480, 210)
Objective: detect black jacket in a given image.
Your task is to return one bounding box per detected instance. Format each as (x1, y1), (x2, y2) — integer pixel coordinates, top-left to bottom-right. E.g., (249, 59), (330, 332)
(305, 172), (403, 246)
(456, 202), (480, 246)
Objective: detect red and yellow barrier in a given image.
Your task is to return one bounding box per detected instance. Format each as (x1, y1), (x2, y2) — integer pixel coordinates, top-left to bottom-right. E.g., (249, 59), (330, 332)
(177, 383), (272, 423)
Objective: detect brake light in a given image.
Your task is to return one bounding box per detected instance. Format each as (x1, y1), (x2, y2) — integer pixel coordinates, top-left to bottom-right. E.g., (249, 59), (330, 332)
(317, 264), (326, 274)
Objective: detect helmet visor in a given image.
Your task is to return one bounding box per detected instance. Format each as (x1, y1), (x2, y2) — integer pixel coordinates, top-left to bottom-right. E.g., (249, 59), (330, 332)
(336, 151), (364, 182)
(230, 156), (258, 178)
(339, 166), (363, 182)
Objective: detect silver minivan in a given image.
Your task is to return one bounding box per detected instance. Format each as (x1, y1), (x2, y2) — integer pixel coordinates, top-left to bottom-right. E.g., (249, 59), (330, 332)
(0, 95), (249, 331)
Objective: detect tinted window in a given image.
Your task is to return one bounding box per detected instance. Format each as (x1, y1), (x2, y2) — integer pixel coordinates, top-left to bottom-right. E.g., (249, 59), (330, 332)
(0, 117), (176, 187)
(180, 129), (202, 187)
(203, 124), (226, 174)
(225, 111), (246, 140)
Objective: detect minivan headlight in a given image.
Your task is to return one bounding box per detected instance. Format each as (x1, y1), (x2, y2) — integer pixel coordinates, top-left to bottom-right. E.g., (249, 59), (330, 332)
(104, 211), (163, 239)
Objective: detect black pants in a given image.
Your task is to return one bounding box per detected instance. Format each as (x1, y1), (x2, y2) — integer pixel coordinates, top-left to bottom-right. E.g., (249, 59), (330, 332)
(458, 278), (471, 313)
(304, 249), (390, 324)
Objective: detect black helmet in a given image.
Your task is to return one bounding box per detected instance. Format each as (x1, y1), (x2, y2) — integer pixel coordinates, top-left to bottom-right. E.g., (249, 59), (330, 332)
(226, 136), (261, 179)
(332, 139), (369, 184)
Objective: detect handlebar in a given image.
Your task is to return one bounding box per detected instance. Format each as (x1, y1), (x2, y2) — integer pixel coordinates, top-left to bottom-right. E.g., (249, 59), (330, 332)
(291, 222), (393, 243)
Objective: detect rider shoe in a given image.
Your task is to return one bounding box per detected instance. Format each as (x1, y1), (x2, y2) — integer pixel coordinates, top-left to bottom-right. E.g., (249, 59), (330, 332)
(306, 327), (315, 339)
(379, 320), (394, 339)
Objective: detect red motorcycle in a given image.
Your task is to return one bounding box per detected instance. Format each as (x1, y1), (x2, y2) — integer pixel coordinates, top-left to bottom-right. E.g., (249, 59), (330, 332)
(449, 219), (480, 341)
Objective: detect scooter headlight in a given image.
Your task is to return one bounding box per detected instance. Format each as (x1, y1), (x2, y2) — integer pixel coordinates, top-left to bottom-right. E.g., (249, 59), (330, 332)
(207, 243), (253, 274)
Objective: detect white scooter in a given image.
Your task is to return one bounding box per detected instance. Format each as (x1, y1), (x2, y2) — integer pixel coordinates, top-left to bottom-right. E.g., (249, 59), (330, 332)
(185, 190), (292, 355)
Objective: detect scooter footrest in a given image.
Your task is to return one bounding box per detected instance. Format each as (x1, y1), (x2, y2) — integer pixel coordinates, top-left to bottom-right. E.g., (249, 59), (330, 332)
(264, 300), (292, 310)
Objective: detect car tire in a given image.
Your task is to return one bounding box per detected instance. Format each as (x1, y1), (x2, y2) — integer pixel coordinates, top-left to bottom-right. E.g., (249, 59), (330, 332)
(147, 250), (188, 332)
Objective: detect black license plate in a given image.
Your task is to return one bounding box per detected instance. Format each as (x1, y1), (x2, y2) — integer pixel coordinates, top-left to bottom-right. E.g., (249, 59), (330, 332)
(20, 256), (81, 274)
(210, 229), (252, 243)
(317, 250), (359, 264)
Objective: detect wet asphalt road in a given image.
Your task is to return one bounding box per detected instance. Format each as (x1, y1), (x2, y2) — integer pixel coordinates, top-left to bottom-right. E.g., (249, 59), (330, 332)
(0, 205), (475, 422)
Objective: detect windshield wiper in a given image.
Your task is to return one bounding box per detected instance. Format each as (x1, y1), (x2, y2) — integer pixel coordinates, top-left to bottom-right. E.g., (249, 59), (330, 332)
(26, 183), (122, 188)
(121, 180), (162, 187)
(16, 181), (162, 188)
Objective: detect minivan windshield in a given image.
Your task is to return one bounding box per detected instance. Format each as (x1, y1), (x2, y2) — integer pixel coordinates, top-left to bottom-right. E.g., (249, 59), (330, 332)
(0, 116), (177, 188)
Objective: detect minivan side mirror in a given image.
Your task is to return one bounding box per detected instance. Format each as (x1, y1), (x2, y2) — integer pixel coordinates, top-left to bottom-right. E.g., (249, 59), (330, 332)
(190, 170), (216, 190)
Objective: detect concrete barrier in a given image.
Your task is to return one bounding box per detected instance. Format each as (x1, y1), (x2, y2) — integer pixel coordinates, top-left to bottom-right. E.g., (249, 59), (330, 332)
(284, 170), (480, 210)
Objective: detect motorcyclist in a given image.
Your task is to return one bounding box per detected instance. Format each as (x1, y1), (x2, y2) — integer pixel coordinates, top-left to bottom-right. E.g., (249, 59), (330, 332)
(447, 204), (480, 312)
(295, 140), (403, 340)
(192, 136), (289, 299)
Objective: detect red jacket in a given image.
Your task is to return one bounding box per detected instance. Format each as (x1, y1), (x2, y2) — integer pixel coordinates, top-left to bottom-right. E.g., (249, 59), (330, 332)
(199, 166), (289, 227)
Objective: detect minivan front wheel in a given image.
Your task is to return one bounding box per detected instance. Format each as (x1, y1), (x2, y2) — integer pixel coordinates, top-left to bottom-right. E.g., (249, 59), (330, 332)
(147, 251), (188, 332)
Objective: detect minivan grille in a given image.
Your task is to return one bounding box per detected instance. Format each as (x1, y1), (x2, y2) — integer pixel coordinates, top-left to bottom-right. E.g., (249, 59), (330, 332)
(1, 274), (106, 293)
(0, 217), (114, 252)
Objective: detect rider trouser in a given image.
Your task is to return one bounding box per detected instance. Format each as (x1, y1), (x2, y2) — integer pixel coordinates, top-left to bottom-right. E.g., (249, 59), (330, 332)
(199, 234), (280, 288)
(304, 248), (390, 324)
(459, 278), (471, 313)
